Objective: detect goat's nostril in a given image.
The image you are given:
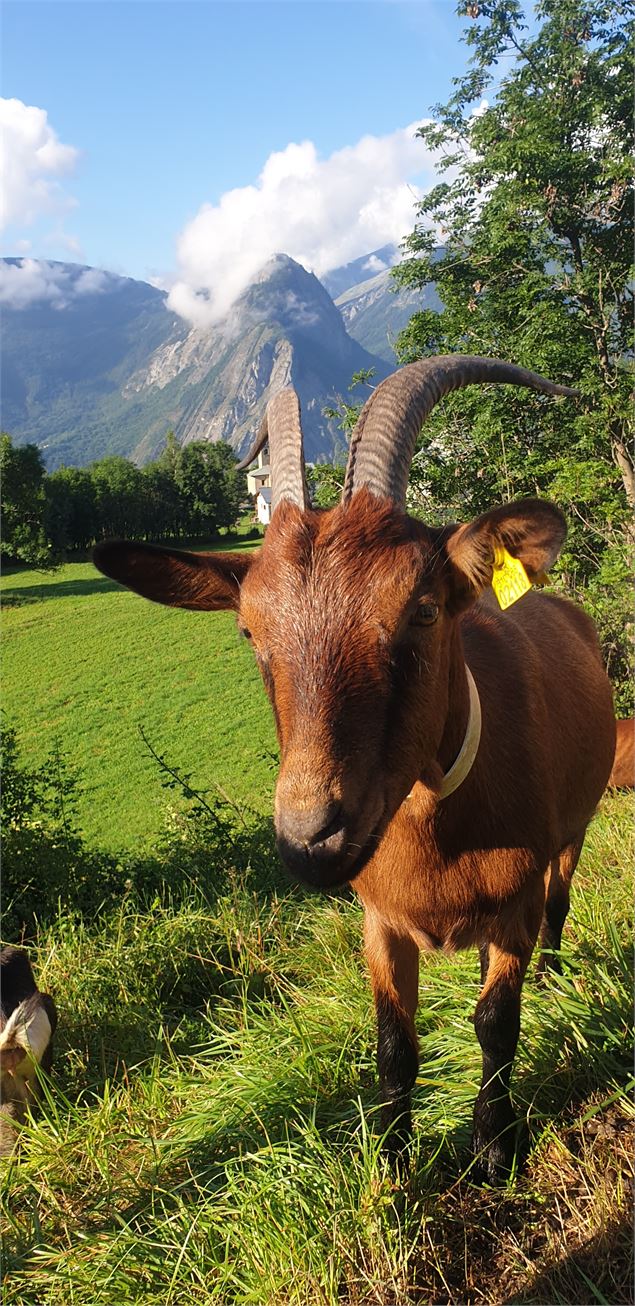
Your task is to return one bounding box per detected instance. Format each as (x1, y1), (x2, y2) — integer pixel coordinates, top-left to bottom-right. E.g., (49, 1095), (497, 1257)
(307, 805), (345, 848)
(279, 802), (345, 851)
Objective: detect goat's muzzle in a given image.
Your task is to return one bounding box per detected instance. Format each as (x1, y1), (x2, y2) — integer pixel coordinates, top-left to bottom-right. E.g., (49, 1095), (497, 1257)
(275, 798), (384, 889)
(275, 800), (359, 888)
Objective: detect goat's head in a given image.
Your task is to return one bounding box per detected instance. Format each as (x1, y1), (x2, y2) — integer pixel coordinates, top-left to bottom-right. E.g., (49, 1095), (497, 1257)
(94, 357), (572, 889)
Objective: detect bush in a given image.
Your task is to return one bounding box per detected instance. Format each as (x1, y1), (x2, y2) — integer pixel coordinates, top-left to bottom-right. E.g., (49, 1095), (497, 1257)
(0, 723), (284, 941)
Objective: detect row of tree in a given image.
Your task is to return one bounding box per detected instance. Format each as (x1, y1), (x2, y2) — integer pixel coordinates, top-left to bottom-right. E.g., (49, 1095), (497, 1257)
(0, 431), (245, 565)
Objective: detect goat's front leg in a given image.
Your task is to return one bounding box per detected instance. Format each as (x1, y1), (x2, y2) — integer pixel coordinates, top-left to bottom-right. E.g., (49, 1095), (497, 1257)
(364, 910), (419, 1172)
(472, 937), (534, 1184)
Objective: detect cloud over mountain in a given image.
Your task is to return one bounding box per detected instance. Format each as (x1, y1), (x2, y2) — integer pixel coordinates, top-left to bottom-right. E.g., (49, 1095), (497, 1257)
(1, 254), (392, 468)
(0, 98), (79, 233)
(168, 121), (436, 327)
(0, 259), (110, 309)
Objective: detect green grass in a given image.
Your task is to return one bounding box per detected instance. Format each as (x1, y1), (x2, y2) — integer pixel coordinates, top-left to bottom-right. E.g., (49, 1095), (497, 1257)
(1, 544), (276, 850)
(1, 796), (633, 1304)
(1, 557), (633, 1303)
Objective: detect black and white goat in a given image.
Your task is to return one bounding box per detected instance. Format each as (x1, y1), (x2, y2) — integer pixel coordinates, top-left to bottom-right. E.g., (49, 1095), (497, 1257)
(0, 946), (57, 1155)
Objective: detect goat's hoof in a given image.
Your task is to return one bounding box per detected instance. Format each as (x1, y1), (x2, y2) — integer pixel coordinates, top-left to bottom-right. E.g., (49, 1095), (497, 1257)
(470, 1125), (516, 1185)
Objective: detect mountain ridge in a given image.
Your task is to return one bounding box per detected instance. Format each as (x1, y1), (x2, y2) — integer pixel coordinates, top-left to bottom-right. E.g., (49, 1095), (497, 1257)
(1, 252), (436, 467)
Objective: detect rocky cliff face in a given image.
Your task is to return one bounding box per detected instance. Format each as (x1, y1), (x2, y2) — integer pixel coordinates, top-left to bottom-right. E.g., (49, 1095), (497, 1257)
(126, 254), (389, 463)
(2, 255), (390, 468)
(331, 247), (443, 363)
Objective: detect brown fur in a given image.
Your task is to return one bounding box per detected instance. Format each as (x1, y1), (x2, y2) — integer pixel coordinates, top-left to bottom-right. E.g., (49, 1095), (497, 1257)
(608, 719), (634, 788)
(94, 490), (616, 1180)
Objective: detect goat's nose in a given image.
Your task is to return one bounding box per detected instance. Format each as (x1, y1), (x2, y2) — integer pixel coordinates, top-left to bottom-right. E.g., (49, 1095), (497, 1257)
(275, 801), (348, 884)
(278, 801), (344, 850)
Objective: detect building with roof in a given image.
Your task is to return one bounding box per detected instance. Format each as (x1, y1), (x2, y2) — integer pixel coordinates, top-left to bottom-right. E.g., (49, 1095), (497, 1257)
(256, 486), (272, 526)
(245, 448), (271, 497)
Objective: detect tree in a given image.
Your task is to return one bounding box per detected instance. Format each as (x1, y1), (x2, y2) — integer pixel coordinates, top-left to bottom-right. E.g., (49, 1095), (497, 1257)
(198, 440), (243, 531)
(46, 466), (97, 553)
(157, 430), (181, 480)
(394, 0), (633, 706)
(0, 435), (52, 566)
(141, 463), (186, 540)
(90, 456), (145, 539)
(175, 441), (242, 536)
(306, 462), (346, 509)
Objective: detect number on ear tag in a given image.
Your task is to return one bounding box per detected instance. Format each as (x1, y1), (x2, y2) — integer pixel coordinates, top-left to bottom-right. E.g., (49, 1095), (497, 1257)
(491, 546), (532, 609)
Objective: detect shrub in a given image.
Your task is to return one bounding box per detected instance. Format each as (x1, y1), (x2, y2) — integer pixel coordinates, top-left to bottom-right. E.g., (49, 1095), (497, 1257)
(0, 723), (283, 940)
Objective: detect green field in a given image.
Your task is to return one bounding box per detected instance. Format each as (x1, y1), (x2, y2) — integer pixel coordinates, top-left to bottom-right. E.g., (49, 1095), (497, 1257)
(1, 543), (276, 850)
(1, 557), (633, 1304)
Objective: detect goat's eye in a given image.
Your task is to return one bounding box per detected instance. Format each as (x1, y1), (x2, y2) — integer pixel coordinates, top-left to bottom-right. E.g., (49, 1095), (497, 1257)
(411, 602), (439, 627)
(239, 626), (252, 641)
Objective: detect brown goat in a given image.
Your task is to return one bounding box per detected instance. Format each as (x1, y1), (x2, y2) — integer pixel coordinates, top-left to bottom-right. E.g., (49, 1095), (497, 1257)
(94, 356), (616, 1182)
(608, 719), (634, 789)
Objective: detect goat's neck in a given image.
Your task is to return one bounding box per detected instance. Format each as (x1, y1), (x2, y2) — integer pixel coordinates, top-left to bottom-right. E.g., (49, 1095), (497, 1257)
(436, 631), (472, 779)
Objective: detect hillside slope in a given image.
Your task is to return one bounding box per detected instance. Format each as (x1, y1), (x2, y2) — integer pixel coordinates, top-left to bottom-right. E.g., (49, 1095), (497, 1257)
(326, 243), (443, 362)
(335, 267), (441, 361)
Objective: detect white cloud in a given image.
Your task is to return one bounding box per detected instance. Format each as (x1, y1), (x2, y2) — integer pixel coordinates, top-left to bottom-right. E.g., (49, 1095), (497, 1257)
(0, 98), (79, 233)
(0, 259), (110, 309)
(362, 254), (391, 274)
(168, 121), (439, 327)
(470, 98), (489, 119)
(74, 267), (110, 295)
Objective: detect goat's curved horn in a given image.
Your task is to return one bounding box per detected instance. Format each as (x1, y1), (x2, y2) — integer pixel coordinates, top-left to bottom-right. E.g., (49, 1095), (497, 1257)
(342, 355), (578, 507)
(237, 388), (309, 513)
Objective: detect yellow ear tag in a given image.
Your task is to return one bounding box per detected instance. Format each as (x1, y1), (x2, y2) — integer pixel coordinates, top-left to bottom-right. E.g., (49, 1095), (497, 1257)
(491, 545), (533, 610)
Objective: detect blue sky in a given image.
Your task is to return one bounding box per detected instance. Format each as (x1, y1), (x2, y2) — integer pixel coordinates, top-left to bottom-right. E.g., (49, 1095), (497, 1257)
(3, 1), (480, 317)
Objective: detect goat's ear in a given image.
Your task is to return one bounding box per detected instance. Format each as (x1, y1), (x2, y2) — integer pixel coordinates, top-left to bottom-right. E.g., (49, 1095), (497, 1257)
(443, 498), (566, 613)
(93, 541), (254, 611)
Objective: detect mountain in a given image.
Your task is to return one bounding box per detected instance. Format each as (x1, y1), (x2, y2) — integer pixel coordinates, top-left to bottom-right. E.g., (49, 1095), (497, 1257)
(335, 270), (442, 362)
(125, 254), (391, 464)
(326, 244), (443, 363)
(321, 244), (398, 299)
(1, 261), (184, 468)
(1, 256), (390, 468)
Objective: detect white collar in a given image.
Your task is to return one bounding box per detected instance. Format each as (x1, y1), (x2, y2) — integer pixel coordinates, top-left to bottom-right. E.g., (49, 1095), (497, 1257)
(437, 666), (482, 800)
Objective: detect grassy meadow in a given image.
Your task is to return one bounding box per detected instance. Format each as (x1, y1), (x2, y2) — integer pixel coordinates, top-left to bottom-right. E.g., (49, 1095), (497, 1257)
(1, 551), (633, 1304)
(1, 537), (275, 850)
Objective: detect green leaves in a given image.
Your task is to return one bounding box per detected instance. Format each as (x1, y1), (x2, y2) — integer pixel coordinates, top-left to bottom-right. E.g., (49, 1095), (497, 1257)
(174, 439), (243, 536)
(395, 0), (633, 702)
(0, 435), (53, 567)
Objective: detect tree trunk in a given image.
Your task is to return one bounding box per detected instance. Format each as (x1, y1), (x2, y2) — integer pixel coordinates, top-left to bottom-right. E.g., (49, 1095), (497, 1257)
(612, 435), (635, 510)
(612, 434), (635, 547)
